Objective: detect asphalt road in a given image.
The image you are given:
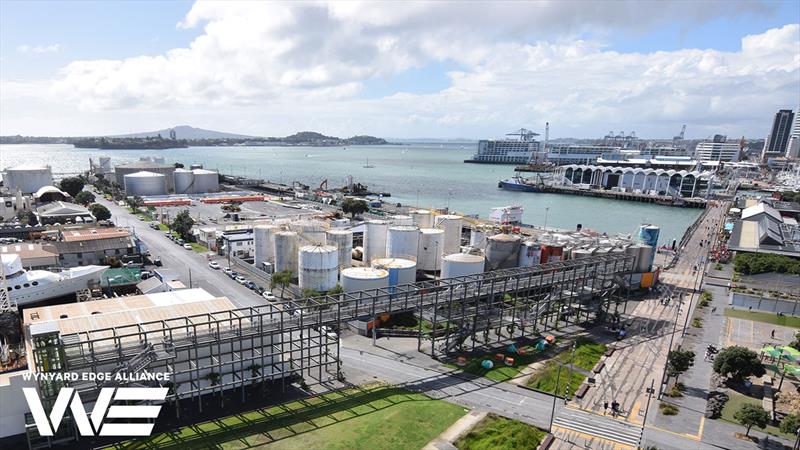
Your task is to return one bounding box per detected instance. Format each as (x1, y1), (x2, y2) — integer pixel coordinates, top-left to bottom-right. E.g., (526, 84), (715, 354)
(94, 191), (268, 308)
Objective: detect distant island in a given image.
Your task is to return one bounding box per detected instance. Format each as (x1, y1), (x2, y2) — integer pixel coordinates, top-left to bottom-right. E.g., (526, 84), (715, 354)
(73, 136), (189, 149)
(0, 126), (389, 148)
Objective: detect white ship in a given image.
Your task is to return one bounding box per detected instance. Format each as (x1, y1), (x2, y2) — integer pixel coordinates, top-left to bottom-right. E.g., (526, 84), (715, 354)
(1, 254), (108, 306)
(489, 205), (524, 224)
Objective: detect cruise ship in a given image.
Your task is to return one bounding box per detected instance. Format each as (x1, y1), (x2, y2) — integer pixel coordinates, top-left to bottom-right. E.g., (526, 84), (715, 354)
(1, 254), (108, 306)
(465, 128), (543, 164)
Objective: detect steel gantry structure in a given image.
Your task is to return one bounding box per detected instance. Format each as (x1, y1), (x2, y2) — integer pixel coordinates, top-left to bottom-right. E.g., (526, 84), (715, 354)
(24, 254), (634, 448)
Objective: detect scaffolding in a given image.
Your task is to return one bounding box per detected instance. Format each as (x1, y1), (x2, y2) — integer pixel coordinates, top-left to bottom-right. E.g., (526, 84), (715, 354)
(24, 253), (634, 448)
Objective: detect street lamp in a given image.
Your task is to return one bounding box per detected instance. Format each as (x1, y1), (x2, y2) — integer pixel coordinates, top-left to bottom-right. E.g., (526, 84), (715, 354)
(543, 207), (550, 231)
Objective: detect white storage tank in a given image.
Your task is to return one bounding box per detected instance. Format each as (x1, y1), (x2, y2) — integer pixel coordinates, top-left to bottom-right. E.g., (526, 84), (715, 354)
(518, 241), (542, 267)
(372, 258), (417, 286)
(626, 245), (641, 270)
(254, 224), (279, 269)
(191, 169), (219, 193)
(340, 267), (389, 293)
(441, 253), (485, 279)
(326, 229), (353, 268)
(123, 171), (167, 196)
(291, 219), (327, 245)
(386, 226), (419, 260)
(391, 215), (414, 226)
(485, 234), (521, 270)
(273, 231), (299, 275)
(174, 168), (194, 194)
(435, 214), (463, 255)
(417, 228), (444, 271)
(469, 226), (490, 250)
(637, 245), (654, 272)
(298, 245), (339, 292)
(2, 165), (53, 194)
(363, 220), (389, 263)
(409, 209), (433, 228)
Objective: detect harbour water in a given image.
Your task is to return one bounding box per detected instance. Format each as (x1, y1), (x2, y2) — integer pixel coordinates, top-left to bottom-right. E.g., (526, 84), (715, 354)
(0, 143), (700, 245)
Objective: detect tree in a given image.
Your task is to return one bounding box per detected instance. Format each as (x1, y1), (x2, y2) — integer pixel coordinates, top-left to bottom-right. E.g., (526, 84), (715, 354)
(301, 288), (320, 299)
(174, 162), (184, 169)
(127, 196), (144, 212)
(16, 209), (38, 226)
(171, 210), (195, 240)
(713, 346), (765, 382)
(667, 349), (695, 383)
(341, 198), (368, 219)
(59, 177), (85, 197)
(779, 414), (800, 435)
(89, 203), (111, 221)
(734, 403), (769, 437)
(74, 191), (95, 205)
(270, 270), (293, 299)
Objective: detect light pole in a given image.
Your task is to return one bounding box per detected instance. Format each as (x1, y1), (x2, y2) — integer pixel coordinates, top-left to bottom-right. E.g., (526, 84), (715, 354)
(544, 207), (550, 231)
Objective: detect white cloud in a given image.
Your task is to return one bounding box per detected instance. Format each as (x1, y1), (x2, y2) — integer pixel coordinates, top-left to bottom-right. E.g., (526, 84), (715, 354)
(1, 1), (798, 138)
(16, 43), (61, 54)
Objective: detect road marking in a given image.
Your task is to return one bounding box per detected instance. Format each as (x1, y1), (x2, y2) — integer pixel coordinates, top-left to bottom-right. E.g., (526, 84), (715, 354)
(627, 400), (641, 424)
(644, 416), (704, 442)
(551, 425), (636, 449)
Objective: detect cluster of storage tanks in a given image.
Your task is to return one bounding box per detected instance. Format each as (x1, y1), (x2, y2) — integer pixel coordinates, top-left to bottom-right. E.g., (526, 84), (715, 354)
(122, 166), (219, 196)
(253, 213), (660, 296)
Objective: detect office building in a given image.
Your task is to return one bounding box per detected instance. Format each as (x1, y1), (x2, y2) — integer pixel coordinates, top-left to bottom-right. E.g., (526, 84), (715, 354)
(762, 109), (794, 161)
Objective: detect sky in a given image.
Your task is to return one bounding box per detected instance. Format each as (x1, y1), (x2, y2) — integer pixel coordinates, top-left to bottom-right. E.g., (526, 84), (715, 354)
(1, 0), (798, 139)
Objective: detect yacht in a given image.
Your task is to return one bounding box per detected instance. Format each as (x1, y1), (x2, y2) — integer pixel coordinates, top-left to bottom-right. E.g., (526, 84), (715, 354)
(1, 254), (108, 306)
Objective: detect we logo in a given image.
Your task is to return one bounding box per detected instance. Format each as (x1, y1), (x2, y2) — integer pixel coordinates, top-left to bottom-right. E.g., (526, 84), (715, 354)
(24, 387), (168, 436)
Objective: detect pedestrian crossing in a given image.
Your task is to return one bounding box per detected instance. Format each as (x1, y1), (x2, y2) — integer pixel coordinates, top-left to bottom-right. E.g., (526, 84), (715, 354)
(553, 407), (642, 448)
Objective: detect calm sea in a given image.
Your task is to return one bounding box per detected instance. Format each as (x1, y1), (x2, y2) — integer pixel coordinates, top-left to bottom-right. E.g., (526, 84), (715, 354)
(0, 143), (700, 245)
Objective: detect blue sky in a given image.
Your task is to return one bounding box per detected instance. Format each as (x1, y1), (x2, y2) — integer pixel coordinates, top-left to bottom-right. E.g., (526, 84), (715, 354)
(1, 1), (798, 138)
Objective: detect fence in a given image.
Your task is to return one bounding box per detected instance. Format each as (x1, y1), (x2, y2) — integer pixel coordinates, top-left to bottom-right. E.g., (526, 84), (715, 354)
(729, 292), (800, 317)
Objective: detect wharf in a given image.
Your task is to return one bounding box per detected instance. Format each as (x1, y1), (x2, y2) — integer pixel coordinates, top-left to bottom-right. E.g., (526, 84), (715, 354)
(536, 185), (707, 208)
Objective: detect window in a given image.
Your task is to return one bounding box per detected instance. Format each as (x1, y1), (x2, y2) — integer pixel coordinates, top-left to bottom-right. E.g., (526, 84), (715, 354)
(23, 283), (29, 288)
(14, 285), (20, 290)
(59, 314), (68, 319)
(32, 281), (38, 286)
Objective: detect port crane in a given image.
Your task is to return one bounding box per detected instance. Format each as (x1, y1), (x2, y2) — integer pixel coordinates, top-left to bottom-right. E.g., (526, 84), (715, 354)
(673, 124), (686, 142)
(506, 128), (540, 142)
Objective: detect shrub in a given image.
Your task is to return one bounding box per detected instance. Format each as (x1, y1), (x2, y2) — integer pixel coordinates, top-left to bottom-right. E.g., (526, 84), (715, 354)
(659, 403), (679, 416)
(780, 414), (800, 435)
(734, 252), (800, 275)
(692, 317), (703, 328)
(706, 391), (729, 418)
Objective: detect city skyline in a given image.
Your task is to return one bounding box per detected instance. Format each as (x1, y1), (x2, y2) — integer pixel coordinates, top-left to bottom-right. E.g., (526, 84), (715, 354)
(1, 0), (798, 140)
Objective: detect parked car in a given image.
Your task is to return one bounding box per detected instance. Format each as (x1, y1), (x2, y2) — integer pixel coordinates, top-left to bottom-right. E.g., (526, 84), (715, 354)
(262, 291), (277, 301)
(228, 271), (239, 279)
(183, 243), (193, 250)
(140, 270), (152, 280)
(244, 281), (257, 290)
(222, 267), (233, 276)
(164, 231), (172, 237)
(177, 239), (185, 245)
(254, 285), (265, 295)
(208, 261), (220, 270)
(235, 275), (247, 284)
(153, 257), (162, 267)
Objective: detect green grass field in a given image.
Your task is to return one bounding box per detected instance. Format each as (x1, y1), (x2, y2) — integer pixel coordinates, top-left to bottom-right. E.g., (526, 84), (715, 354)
(189, 242), (208, 253)
(719, 390), (794, 440)
(454, 414), (546, 450)
(526, 338), (606, 395)
(724, 308), (800, 328)
(107, 385), (466, 450)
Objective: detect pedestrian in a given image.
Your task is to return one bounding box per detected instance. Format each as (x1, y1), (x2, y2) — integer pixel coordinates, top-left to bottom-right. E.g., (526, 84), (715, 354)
(604, 401), (609, 414)
(771, 329), (775, 339)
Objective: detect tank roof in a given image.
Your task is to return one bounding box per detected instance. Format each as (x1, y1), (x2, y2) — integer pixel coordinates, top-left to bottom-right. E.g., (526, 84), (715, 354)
(443, 253), (484, 262)
(340, 267), (389, 279)
(371, 257), (416, 268)
(299, 244), (336, 253)
(125, 170), (166, 178)
(490, 233), (521, 242)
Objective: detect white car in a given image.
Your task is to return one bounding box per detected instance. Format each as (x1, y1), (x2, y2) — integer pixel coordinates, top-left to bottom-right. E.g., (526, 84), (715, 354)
(222, 267), (233, 275)
(235, 275), (247, 284)
(262, 291), (277, 301)
(208, 261), (220, 270)
(183, 244), (193, 250)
